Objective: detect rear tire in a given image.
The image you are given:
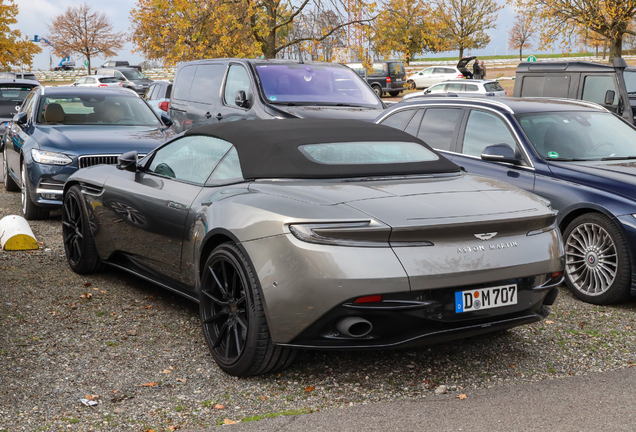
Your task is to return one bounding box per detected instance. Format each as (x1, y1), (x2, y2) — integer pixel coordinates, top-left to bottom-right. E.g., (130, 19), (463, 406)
(21, 161), (49, 220)
(372, 86), (383, 98)
(563, 212), (631, 304)
(62, 185), (104, 274)
(3, 148), (18, 191)
(200, 243), (296, 376)
(407, 80), (416, 90)
(389, 91), (401, 97)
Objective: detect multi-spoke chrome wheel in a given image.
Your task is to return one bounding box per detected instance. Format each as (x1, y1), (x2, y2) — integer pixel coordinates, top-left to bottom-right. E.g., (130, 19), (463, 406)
(62, 185), (103, 274)
(63, 192), (84, 267)
(563, 213), (631, 304)
(201, 255), (248, 364)
(200, 243), (296, 376)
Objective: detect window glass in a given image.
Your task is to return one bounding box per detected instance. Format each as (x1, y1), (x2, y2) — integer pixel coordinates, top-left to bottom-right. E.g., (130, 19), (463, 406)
(484, 82), (504, 92)
(445, 83), (463, 92)
(114, 71), (125, 80)
(164, 84), (173, 99)
(381, 109), (415, 131)
(421, 68), (434, 74)
(464, 84), (479, 92)
(404, 109), (424, 136)
(515, 111), (636, 160)
(144, 84), (155, 100)
(0, 86), (36, 118)
(223, 64), (251, 107)
(87, 77), (96, 84)
(75, 78), (86, 85)
(427, 83), (446, 94)
(36, 93), (160, 126)
(18, 90), (36, 119)
(462, 110), (517, 157)
(444, 68), (456, 74)
(209, 147), (243, 181)
(624, 71), (636, 94)
(520, 76), (570, 97)
(582, 75), (618, 105)
(121, 69), (149, 80)
(191, 64), (225, 104)
(148, 136), (232, 184)
(433, 68), (447, 74)
(300, 141), (438, 165)
(417, 108), (462, 151)
(173, 66), (197, 100)
(388, 63), (405, 76)
(98, 77), (119, 84)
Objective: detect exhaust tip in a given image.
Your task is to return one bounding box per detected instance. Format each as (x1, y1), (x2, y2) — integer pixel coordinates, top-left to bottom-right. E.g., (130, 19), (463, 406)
(336, 317), (373, 338)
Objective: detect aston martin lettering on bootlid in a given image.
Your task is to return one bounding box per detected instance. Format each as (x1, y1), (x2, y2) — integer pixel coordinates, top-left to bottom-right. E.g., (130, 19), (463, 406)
(457, 241), (518, 254)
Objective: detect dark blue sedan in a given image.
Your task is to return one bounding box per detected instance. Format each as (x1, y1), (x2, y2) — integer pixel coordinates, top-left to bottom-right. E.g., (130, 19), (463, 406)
(2, 87), (174, 219)
(376, 96), (636, 305)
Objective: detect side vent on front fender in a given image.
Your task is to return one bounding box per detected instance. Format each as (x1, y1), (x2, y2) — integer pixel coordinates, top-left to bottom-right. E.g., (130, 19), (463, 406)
(79, 182), (104, 196)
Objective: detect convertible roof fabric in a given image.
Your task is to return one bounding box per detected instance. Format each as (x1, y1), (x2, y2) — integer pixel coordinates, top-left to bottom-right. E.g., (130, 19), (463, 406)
(184, 119), (460, 179)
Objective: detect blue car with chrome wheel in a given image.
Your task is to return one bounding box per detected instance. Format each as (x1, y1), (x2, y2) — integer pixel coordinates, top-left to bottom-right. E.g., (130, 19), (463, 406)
(3, 86), (174, 219)
(376, 96), (636, 305)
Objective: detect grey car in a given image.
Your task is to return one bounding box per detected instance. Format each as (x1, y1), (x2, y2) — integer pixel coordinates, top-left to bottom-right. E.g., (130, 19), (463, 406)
(62, 119), (564, 376)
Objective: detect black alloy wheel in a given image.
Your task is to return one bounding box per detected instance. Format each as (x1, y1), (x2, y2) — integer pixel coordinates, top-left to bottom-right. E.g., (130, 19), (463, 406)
(200, 243), (296, 376)
(3, 148), (18, 191)
(563, 212), (631, 305)
(62, 185), (103, 274)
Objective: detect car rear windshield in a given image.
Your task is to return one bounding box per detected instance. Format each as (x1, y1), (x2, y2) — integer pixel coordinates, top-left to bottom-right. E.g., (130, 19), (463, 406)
(256, 64), (381, 107)
(121, 69), (148, 80)
(0, 85), (36, 117)
(36, 93), (160, 126)
(624, 71), (636, 94)
(299, 141), (439, 165)
(98, 77), (119, 83)
(516, 111), (636, 160)
(484, 82), (504, 92)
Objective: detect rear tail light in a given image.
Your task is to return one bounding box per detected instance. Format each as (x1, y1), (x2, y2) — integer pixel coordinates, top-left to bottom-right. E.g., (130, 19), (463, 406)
(354, 295), (382, 303)
(118, 82), (122, 86)
(551, 271), (562, 279)
(505, 90), (508, 96)
(386, 77), (391, 83)
(158, 101), (169, 112)
(456, 73), (463, 78)
(98, 84), (107, 87)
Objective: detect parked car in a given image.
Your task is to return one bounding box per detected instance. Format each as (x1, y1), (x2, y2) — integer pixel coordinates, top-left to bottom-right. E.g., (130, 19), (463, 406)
(100, 60), (142, 72)
(406, 57), (475, 90)
(404, 79), (507, 100)
(96, 67), (153, 95)
(71, 75), (126, 89)
(0, 79), (40, 146)
(61, 118), (562, 376)
(143, 80), (172, 114)
(376, 96), (636, 304)
(2, 87), (174, 220)
(346, 61), (407, 97)
(514, 58), (636, 124)
(169, 59), (384, 133)
(0, 72), (39, 83)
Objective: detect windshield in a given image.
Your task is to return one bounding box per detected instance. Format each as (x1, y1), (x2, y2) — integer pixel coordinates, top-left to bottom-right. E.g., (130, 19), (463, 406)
(516, 111), (636, 161)
(37, 93), (160, 126)
(625, 71), (636, 94)
(121, 69), (148, 80)
(98, 77), (119, 83)
(256, 64), (381, 107)
(0, 85), (36, 117)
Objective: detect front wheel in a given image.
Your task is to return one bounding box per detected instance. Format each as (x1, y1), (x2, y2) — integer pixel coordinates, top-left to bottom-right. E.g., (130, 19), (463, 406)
(62, 185), (104, 274)
(21, 161), (49, 220)
(200, 243), (296, 376)
(563, 213), (631, 304)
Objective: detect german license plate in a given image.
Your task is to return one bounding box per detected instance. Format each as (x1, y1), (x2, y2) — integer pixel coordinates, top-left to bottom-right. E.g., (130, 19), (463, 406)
(455, 284), (517, 313)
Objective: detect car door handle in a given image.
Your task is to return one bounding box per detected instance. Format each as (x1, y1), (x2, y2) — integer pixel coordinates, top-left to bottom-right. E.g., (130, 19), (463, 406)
(216, 113), (223, 121)
(205, 112), (212, 119)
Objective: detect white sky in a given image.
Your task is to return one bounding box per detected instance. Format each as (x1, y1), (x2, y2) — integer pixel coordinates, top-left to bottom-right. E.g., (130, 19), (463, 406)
(16, 0), (523, 70)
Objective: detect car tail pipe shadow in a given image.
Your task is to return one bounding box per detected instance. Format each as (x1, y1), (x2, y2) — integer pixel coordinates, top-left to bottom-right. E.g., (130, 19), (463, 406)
(336, 317), (373, 338)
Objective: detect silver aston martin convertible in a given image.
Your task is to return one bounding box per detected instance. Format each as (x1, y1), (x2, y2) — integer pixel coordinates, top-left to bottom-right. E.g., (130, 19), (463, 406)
(62, 119), (564, 376)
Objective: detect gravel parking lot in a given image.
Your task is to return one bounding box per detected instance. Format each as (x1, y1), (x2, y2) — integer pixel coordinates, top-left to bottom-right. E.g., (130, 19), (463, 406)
(1, 157), (636, 432)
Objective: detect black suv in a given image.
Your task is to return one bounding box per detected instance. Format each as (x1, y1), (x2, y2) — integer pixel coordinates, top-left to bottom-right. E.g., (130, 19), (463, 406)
(168, 58), (385, 133)
(96, 67), (153, 95)
(346, 61), (407, 97)
(0, 79), (40, 147)
(514, 58), (636, 124)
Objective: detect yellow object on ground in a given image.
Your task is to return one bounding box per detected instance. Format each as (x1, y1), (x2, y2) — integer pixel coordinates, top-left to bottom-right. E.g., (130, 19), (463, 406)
(0, 215), (39, 250)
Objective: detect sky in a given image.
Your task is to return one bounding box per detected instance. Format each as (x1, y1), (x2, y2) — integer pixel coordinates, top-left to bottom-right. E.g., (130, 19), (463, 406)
(16, 0), (522, 71)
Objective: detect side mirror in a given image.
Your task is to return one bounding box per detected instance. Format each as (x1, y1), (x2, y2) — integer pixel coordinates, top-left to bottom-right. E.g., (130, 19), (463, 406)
(160, 112), (173, 128)
(12, 111), (27, 126)
(117, 151), (138, 172)
(481, 143), (521, 165)
(235, 90), (249, 108)
(604, 90), (616, 106)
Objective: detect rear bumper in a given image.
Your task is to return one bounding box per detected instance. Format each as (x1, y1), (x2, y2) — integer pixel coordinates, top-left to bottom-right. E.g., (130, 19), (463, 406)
(278, 276), (562, 349)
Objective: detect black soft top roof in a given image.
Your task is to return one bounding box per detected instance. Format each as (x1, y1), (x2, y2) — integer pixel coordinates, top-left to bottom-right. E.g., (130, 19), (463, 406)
(184, 119), (460, 179)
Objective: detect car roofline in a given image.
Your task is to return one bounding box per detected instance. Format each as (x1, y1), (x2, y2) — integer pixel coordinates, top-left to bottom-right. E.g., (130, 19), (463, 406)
(404, 96), (515, 114)
(517, 97), (609, 112)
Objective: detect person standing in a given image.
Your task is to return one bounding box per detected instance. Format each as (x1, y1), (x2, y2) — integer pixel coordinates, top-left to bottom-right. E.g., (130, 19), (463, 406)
(481, 60), (487, 79)
(472, 58), (480, 79)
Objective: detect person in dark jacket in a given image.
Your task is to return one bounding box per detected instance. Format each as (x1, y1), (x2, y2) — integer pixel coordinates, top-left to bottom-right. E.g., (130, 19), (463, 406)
(472, 59), (481, 79)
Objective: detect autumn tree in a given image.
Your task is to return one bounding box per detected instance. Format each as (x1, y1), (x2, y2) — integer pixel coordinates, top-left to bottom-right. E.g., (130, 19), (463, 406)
(436, 0), (502, 58)
(508, 14), (534, 60)
(130, 0), (376, 63)
(46, 3), (125, 73)
(510, 0), (636, 60)
(372, 0), (445, 64)
(0, 0), (40, 69)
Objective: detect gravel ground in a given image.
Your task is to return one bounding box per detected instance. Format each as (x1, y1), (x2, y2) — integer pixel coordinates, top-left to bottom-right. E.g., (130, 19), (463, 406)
(1, 163), (636, 432)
